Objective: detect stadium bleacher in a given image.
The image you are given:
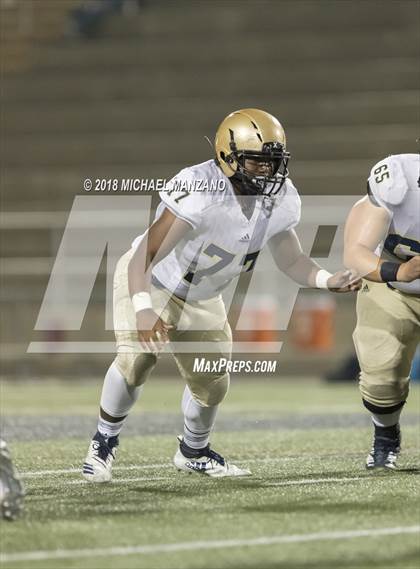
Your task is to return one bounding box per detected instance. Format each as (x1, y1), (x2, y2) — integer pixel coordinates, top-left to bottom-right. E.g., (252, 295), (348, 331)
(1, 0), (418, 376)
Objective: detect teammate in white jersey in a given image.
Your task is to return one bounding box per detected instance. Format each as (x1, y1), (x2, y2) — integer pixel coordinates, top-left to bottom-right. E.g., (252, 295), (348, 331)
(344, 153), (420, 469)
(83, 108), (359, 482)
(0, 439), (25, 521)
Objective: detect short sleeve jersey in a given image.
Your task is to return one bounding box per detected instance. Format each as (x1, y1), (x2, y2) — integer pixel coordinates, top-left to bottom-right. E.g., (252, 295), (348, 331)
(368, 153), (420, 294)
(132, 159), (301, 300)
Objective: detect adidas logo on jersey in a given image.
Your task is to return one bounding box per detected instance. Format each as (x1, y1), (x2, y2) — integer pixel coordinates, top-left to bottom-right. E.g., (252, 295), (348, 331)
(239, 233), (250, 242)
(361, 284), (369, 293)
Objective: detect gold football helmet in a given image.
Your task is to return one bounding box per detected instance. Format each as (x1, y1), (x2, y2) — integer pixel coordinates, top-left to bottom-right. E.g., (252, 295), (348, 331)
(214, 108), (290, 196)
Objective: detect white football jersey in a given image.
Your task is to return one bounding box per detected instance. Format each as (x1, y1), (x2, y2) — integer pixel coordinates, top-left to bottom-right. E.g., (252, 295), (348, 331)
(368, 153), (420, 295)
(132, 159), (301, 300)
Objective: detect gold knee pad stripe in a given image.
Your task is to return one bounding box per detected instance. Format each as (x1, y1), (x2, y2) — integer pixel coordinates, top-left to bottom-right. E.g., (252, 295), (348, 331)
(114, 352), (158, 387)
(353, 326), (403, 374)
(187, 373), (230, 407)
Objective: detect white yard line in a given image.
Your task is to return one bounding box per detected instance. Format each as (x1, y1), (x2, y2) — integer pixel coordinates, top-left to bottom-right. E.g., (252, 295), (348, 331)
(22, 463), (173, 477)
(265, 476), (364, 486)
(22, 462), (372, 492)
(21, 457), (295, 478)
(20, 447), (419, 479)
(1, 526), (418, 563)
(66, 476), (364, 487)
(68, 476), (171, 485)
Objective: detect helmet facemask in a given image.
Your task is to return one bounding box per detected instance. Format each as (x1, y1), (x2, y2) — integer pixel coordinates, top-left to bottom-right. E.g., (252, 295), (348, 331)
(214, 108), (290, 197)
(227, 136), (290, 197)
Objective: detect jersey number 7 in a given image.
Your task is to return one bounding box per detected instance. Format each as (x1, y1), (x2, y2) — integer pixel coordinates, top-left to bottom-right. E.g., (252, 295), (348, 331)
(184, 244), (260, 285)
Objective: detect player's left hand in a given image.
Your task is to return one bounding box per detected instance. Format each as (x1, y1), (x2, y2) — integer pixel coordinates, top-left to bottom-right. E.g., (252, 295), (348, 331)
(327, 270), (362, 293)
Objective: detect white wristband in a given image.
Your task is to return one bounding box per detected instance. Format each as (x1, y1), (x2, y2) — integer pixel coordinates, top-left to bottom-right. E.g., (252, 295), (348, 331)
(315, 269), (333, 289)
(132, 292), (153, 313)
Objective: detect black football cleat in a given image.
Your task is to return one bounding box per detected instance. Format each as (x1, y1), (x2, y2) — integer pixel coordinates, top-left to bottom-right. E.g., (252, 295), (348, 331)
(366, 424), (401, 470)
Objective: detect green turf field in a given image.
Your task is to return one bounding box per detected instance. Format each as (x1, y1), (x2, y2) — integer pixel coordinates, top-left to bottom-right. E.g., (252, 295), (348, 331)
(0, 378), (419, 569)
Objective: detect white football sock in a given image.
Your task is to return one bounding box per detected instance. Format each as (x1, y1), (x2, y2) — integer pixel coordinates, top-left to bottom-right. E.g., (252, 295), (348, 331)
(97, 361), (143, 437)
(371, 409), (402, 428)
(97, 416), (125, 439)
(182, 385), (218, 450)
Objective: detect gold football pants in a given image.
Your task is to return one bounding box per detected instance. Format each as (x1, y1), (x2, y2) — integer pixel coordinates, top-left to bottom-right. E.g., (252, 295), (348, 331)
(112, 249), (232, 407)
(353, 281), (420, 408)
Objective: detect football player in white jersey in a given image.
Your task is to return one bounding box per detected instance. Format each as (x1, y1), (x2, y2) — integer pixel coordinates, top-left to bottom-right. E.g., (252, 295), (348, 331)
(0, 439), (25, 521)
(83, 108), (359, 482)
(344, 153), (420, 469)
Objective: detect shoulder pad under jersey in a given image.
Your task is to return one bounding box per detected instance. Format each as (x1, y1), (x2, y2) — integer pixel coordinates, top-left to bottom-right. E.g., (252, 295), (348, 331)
(159, 165), (215, 229)
(367, 155), (409, 209)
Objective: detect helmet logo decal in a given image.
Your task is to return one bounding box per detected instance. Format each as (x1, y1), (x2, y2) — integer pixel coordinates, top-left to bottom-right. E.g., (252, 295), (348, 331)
(228, 128), (238, 153)
(250, 120), (263, 142)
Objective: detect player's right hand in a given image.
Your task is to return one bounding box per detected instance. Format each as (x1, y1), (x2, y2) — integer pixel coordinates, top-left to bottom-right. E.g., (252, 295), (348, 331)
(136, 309), (174, 354)
(327, 269), (362, 293)
(396, 257), (420, 282)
